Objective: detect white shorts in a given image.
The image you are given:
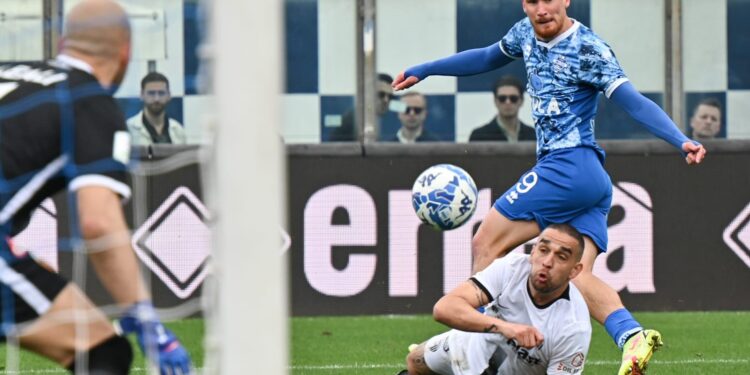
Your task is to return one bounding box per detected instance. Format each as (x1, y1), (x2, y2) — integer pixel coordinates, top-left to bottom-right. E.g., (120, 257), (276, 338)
(423, 330), (493, 375)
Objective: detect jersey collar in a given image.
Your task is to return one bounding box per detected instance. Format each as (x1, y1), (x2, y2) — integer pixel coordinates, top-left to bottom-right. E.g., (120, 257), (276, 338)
(54, 54), (94, 74)
(536, 19), (580, 50)
(526, 279), (571, 309)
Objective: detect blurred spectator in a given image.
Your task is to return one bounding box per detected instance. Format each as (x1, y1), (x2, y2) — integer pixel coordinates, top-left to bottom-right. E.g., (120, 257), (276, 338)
(469, 75), (535, 142)
(327, 73), (394, 141)
(127, 72), (186, 145)
(387, 92), (440, 143)
(689, 98), (722, 140)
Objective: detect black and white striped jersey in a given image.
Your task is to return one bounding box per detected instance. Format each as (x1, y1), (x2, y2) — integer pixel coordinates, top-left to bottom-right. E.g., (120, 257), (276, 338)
(0, 55), (131, 236)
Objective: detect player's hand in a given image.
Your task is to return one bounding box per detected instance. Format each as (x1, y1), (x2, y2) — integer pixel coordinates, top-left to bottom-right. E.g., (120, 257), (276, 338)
(682, 141), (706, 165)
(500, 322), (544, 349)
(392, 71), (419, 91)
(118, 302), (193, 375)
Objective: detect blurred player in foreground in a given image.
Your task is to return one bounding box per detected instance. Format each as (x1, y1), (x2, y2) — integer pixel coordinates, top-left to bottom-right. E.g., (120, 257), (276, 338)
(399, 224), (591, 375)
(0, 0), (191, 373)
(393, 0), (707, 373)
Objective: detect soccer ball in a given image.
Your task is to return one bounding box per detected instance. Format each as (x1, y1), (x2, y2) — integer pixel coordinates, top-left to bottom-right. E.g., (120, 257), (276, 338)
(411, 164), (478, 230)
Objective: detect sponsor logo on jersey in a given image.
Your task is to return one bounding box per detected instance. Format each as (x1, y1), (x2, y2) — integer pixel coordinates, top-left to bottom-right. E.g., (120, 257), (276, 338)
(552, 55), (569, 73)
(555, 351), (585, 373)
(556, 362), (581, 374)
(571, 352), (584, 367)
(507, 339), (542, 366)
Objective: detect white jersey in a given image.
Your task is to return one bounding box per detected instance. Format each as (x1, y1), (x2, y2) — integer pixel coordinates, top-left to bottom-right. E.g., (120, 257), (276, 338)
(425, 253), (591, 375)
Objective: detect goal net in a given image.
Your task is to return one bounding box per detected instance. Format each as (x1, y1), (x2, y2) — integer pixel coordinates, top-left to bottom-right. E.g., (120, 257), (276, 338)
(0, 0), (287, 373)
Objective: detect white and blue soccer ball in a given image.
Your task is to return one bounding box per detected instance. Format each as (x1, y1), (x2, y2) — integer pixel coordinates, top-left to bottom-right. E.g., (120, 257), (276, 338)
(411, 164), (478, 230)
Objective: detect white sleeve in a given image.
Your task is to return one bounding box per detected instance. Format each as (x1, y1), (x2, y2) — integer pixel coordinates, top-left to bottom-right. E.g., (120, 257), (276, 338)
(472, 253), (526, 299)
(546, 326), (590, 375)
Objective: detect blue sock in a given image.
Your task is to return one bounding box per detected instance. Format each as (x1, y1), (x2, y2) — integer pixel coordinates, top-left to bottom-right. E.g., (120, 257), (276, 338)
(604, 308), (643, 349)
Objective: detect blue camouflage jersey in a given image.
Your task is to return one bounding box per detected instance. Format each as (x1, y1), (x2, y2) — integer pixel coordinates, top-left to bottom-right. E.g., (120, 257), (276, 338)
(500, 18), (628, 161)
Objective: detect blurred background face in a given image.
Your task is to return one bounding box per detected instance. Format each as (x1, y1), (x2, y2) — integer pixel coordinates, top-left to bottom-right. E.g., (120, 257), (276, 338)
(141, 81), (171, 116)
(691, 104), (721, 139)
(495, 85), (523, 119)
(523, 0), (570, 40)
(376, 81), (394, 116)
(398, 95), (427, 131)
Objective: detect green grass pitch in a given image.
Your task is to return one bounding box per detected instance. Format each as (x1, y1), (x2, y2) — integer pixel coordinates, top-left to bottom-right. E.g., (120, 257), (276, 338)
(0, 320), (204, 373)
(291, 312), (750, 374)
(0, 312), (748, 373)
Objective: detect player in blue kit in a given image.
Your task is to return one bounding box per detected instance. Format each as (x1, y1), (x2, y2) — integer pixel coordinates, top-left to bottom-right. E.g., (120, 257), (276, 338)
(392, 0), (706, 374)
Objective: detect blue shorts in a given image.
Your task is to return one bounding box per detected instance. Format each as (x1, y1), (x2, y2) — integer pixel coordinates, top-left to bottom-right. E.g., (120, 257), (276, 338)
(494, 147), (612, 252)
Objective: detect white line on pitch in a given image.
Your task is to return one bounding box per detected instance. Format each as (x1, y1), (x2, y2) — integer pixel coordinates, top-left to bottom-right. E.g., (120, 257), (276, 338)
(289, 358), (750, 371)
(291, 363), (402, 370)
(0, 360), (746, 373)
(586, 358), (750, 366)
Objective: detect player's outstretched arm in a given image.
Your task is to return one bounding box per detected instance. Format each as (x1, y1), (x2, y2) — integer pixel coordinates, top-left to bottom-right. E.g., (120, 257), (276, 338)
(432, 280), (543, 349)
(392, 43), (514, 91)
(609, 81), (707, 164)
(78, 186), (193, 374)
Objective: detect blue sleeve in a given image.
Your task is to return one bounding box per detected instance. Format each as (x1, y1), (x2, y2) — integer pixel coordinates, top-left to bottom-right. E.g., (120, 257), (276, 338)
(609, 82), (691, 151)
(404, 43), (514, 81)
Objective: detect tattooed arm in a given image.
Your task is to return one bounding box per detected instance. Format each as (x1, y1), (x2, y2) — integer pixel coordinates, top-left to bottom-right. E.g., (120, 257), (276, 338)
(432, 279), (499, 332)
(433, 279), (544, 349)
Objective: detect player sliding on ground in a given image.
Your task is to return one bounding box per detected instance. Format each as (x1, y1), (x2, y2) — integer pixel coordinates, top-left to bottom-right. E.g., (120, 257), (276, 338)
(399, 224), (591, 375)
(393, 0), (706, 373)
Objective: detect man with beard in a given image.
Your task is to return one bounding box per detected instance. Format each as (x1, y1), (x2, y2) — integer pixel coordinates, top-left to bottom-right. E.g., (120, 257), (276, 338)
(399, 224), (590, 375)
(127, 72), (186, 145)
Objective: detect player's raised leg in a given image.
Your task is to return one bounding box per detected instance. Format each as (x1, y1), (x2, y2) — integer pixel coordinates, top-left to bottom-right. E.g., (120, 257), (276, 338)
(572, 237), (629, 323)
(572, 237), (663, 375)
(471, 209), (540, 273)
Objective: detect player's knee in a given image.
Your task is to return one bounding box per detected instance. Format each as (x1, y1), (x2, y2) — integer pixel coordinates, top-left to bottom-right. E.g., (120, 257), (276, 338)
(67, 334), (132, 375)
(406, 345), (432, 375)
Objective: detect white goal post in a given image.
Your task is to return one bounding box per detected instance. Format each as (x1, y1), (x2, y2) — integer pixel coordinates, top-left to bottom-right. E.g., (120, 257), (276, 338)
(205, 0), (287, 373)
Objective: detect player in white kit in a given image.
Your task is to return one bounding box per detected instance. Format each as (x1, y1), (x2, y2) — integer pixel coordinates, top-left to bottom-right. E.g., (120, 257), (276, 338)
(401, 224), (590, 375)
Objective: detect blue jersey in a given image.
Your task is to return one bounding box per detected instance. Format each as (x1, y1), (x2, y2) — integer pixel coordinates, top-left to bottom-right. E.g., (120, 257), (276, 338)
(500, 19), (627, 161)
